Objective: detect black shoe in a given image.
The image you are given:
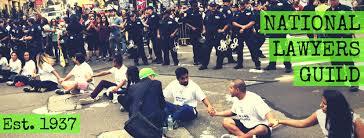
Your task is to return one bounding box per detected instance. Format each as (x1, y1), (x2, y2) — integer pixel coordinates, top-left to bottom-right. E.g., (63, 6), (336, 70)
(134, 62), (140, 66)
(24, 87), (38, 92)
(162, 63), (170, 66)
(143, 62), (149, 65)
(199, 66), (207, 70)
(255, 66), (261, 70)
(350, 86), (359, 92)
(193, 62), (199, 65)
(174, 62), (179, 66)
(285, 68), (293, 73)
(259, 54), (267, 58)
(213, 66), (222, 70)
(234, 65), (243, 69)
(264, 65), (276, 70)
(156, 61), (163, 64)
(55, 89), (65, 95)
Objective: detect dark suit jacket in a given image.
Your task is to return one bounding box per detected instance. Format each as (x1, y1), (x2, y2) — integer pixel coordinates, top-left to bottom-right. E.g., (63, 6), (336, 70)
(127, 78), (166, 128)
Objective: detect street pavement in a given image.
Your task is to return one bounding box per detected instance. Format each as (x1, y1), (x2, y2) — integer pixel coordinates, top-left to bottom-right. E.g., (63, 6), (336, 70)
(0, 35), (363, 138)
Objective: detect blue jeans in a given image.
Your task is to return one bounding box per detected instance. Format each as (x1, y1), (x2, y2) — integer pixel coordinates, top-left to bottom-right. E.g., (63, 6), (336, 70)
(164, 102), (197, 122)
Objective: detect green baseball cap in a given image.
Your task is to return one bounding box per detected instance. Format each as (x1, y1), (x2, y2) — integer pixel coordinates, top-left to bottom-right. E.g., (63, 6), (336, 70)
(139, 68), (158, 79)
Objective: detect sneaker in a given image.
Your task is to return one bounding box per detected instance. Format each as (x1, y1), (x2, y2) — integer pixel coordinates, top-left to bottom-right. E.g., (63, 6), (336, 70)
(111, 93), (118, 104)
(120, 105), (125, 112)
(79, 97), (96, 105)
(285, 68), (293, 73)
(221, 134), (237, 138)
(70, 89), (81, 95)
(15, 82), (25, 87)
(24, 87), (38, 92)
(199, 66), (207, 70)
(6, 81), (14, 86)
(55, 89), (65, 95)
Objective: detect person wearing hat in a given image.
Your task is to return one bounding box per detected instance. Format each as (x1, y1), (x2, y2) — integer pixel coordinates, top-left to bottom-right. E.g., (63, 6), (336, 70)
(231, 0), (261, 70)
(199, 2), (229, 70)
(220, 0), (238, 64)
(157, 9), (179, 66)
(125, 68), (166, 137)
(145, 6), (163, 64)
(183, 0), (203, 65)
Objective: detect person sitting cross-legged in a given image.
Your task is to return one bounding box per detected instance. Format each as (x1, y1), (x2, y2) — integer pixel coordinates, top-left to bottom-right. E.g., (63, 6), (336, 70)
(163, 67), (215, 127)
(212, 79), (278, 138)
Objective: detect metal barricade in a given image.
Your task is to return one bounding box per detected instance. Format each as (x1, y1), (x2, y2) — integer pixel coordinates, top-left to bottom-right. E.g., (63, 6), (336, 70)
(176, 22), (191, 46)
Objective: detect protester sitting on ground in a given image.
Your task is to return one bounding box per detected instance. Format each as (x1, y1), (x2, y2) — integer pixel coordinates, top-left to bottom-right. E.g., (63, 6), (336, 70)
(7, 52), (36, 86)
(23, 53), (62, 92)
(125, 68), (166, 138)
(79, 54), (127, 105)
(0, 52), (22, 83)
(163, 67), (215, 126)
(0, 52), (8, 73)
(277, 89), (364, 138)
(212, 79), (278, 138)
(118, 66), (140, 112)
(55, 53), (94, 95)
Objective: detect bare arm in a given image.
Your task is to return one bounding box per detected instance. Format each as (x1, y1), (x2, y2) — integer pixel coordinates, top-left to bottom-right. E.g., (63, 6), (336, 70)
(354, 118), (364, 138)
(215, 109), (234, 117)
(279, 112), (318, 128)
(51, 70), (62, 82)
(92, 70), (111, 78)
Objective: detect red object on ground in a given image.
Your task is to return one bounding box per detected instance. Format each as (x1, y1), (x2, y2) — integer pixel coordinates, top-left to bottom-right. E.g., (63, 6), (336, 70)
(15, 82), (25, 87)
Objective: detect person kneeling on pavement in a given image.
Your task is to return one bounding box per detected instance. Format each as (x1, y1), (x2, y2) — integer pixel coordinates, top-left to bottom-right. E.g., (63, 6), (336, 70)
(56, 53), (94, 95)
(163, 67), (215, 128)
(212, 79), (278, 138)
(79, 54), (128, 105)
(23, 53), (62, 92)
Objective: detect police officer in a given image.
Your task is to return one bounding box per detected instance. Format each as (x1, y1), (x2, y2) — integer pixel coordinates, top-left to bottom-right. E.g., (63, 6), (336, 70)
(326, 0), (358, 92)
(220, 0), (237, 64)
(183, 0), (203, 65)
(145, 6), (163, 64)
(252, 3), (267, 59)
(22, 18), (43, 60)
(0, 19), (10, 60)
(66, 14), (86, 58)
(232, 0), (261, 69)
(263, 0), (293, 73)
(158, 9), (179, 66)
(126, 13), (149, 66)
(10, 20), (25, 61)
(199, 2), (229, 70)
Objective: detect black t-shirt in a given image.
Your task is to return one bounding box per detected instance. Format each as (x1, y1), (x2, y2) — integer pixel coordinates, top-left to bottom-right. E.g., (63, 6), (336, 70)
(159, 17), (178, 38)
(147, 12), (160, 33)
(126, 18), (144, 40)
(183, 8), (203, 32)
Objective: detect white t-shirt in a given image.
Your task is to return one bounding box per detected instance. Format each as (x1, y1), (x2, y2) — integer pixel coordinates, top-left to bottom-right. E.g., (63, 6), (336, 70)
(42, 24), (51, 37)
(21, 60), (36, 76)
(0, 57), (8, 69)
(108, 65), (128, 85)
(231, 91), (272, 128)
(38, 62), (58, 83)
(9, 59), (22, 74)
(69, 62), (93, 83)
(163, 80), (206, 107)
(316, 109), (360, 138)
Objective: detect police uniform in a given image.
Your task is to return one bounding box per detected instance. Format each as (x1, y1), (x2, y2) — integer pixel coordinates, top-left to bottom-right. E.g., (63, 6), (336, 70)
(199, 2), (228, 70)
(0, 24), (10, 59)
(326, 3), (358, 92)
(26, 23), (43, 59)
(126, 17), (148, 65)
(159, 14), (179, 66)
(232, 6), (261, 69)
(220, 1), (237, 63)
(147, 11), (163, 64)
(264, 0), (293, 73)
(10, 24), (25, 61)
(66, 20), (86, 58)
(252, 6), (267, 58)
(183, 0), (203, 65)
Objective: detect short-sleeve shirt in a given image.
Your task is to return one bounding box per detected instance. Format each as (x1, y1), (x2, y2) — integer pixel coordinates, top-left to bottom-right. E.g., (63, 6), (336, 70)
(9, 59), (22, 74)
(231, 91), (272, 128)
(69, 62), (93, 83)
(108, 65), (128, 85)
(316, 109), (360, 138)
(159, 17), (178, 38)
(39, 62), (58, 83)
(163, 80), (206, 107)
(21, 60), (36, 76)
(0, 57), (8, 68)
(203, 10), (226, 33)
(233, 9), (254, 34)
(109, 16), (123, 37)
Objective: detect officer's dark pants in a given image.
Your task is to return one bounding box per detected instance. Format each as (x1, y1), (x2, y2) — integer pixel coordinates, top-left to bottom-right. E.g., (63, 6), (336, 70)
(29, 43), (42, 60)
(201, 34), (218, 67)
(161, 37), (178, 65)
(255, 33), (266, 57)
(131, 38), (148, 64)
(267, 35), (291, 69)
(68, 36), (85, 58)
(237, 34), (261, 67)
(150, 32), (163, 62)
(190, 33), (201, 64)
(214, 35), (225, 68)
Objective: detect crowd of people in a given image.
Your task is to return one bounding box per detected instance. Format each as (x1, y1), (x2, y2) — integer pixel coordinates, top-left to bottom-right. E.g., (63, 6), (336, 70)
(0, 0), (363, 137)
